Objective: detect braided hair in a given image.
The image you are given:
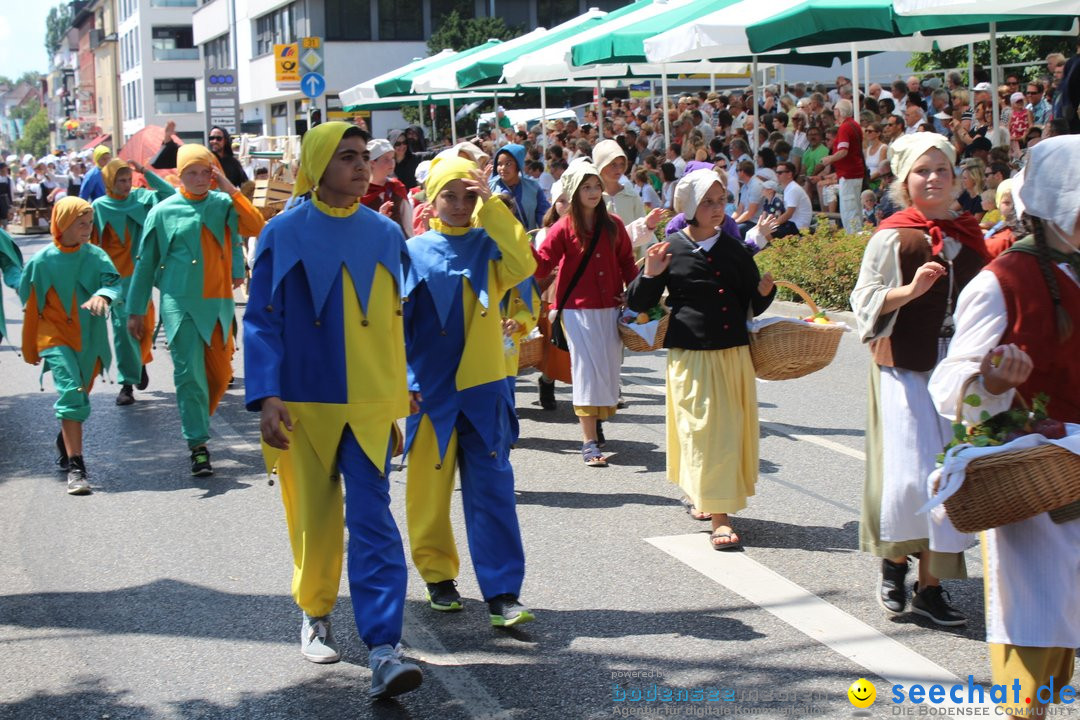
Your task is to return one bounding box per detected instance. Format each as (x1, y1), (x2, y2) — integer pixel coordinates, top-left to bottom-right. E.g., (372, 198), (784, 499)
(1029, 215), (1075, 343)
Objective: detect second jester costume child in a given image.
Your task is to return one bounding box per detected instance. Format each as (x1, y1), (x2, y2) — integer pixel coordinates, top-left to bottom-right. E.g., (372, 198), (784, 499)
(127, 145), (246, 477)
(244, 123), (423, 700)
(91, 159), (175, 405)
(404, 155), (537, 626)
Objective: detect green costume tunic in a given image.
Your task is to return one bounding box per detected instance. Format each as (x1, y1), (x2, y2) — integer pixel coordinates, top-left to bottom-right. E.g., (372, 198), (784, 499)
(18, 242), (121, 421)
(127, 190), (244, 448)
(0, 228), (23, 342)
(91, 171), (174, 384)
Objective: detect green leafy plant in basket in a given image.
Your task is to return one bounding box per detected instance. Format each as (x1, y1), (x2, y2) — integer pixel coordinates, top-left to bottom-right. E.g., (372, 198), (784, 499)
(937, 391), (1066, 464)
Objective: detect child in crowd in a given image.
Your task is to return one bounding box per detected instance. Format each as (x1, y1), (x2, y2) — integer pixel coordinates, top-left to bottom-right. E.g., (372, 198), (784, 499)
(20, 197), (120, 495)
(404, 155), (537, 627)
(760, 180), (785, 217)
(979, 189), (1001, 229)
(862, 189), (879, 228)
(1008, 92), (1032, 159)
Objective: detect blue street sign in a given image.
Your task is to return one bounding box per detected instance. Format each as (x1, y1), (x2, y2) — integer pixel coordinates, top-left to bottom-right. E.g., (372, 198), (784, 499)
(301, 72), (325, 99)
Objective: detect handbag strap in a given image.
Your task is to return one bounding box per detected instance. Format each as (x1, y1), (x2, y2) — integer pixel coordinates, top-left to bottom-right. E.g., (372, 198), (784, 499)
(555, 223), (604, 312)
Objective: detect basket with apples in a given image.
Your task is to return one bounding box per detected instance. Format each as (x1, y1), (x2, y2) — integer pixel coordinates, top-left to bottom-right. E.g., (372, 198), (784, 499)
(748, 281), (847, 380)
(934, 375), (1080, 533)
(618, 303), (669, 352)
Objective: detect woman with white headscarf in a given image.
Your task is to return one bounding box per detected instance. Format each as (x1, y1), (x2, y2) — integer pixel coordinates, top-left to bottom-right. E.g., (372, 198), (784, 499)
(627, 169), (775, 550)
(850, 133), (991, 627)
(927, 135), (1080, 717)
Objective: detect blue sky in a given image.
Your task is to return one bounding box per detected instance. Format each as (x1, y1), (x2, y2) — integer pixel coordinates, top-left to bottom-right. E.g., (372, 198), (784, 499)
(0, 4), (60, 81)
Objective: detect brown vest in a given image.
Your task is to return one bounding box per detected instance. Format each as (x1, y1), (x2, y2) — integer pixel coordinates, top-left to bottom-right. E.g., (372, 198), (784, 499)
(871, 229), (986, 372)
(990, 250), (1080, 423)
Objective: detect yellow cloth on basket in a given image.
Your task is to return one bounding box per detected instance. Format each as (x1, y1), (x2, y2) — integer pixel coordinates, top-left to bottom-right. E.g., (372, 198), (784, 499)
(666, 346), (759, 515)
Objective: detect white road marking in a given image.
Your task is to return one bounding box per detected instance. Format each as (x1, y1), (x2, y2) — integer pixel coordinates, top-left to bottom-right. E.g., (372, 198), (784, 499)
(647, 534), (994, 709)
(403, 614), (512, 720)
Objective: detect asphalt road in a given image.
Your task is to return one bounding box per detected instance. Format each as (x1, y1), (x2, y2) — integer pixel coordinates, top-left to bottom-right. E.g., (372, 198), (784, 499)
(0, 232), (1075, 720)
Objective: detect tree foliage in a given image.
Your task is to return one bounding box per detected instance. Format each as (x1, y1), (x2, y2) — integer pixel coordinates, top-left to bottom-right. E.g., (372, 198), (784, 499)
(45, 3), (74, 58)
(908, 33), (1076, 81)
(16, 107), (52, 158)
(428, 10), (523, 55)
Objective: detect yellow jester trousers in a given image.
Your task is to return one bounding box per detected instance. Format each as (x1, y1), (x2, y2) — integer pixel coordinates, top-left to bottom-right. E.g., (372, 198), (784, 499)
(403, 198), (536, 601)
(243, 198), (411, 648)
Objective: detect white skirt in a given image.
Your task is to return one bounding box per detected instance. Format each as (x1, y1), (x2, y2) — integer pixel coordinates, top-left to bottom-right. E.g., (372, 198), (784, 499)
(562, 307), (622, 408)
(879, 366), (951, 543)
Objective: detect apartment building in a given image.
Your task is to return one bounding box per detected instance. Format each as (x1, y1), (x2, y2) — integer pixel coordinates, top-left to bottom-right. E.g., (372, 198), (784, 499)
(117, 0), (205, 144)
(193, 0), (630, 138)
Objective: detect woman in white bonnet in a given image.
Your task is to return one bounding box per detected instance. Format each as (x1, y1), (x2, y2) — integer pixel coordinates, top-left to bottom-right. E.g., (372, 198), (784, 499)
(928, 134), (1080, 716)
(850, 132), (991, 627)
(627, 169), (775, 550)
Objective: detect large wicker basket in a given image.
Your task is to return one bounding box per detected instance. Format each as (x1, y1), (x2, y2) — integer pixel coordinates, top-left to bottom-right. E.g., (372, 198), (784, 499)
(942, 377), (1080, 533)
(748, 281), (845, 380)
(618, 307), (670, 352)
(517, 334), (544, 371)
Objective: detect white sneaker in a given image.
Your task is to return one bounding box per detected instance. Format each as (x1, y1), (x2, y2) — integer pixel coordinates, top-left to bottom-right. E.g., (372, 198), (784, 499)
(300, 613), (340, 663)
(369, 644), (423, 700)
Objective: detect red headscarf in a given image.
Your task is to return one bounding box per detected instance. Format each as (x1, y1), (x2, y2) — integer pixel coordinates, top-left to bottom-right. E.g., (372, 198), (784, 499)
(879, 208), (991, 261)
(361, 177), (408, 212)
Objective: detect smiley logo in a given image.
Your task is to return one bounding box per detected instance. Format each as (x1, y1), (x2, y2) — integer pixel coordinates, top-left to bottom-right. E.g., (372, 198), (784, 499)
(847, 678), (876, 708)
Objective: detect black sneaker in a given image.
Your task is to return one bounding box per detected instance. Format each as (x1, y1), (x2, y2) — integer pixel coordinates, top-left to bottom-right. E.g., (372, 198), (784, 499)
(488, 594), (534, 628)
(538, 378), (556, 410)
(426, 580), (463, 612)
(596, 420), (606, 448)
(136, 366), (149, 391)
(190, 446), (213, 477)
(115, 384), (135, 406)
(55, 432), (69, 472)
(66, 457), (91, 495)
(911, 583), (967, 626)
(878, 558), (909, 615)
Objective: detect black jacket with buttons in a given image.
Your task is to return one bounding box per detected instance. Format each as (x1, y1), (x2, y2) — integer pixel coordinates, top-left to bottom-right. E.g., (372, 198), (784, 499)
(627, 230), (775, 350)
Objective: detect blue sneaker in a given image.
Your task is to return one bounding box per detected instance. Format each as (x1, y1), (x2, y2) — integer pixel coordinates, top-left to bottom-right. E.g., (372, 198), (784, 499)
(369, 644), (422, 699)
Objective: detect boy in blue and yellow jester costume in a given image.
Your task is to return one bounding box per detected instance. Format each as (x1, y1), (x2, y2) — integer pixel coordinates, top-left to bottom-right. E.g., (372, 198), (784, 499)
(403, 155), (538, 627)
(0, 227), (23, 345)
(126, 144), (246, 477)
(243, 122), (423, 700)
(19, 198), (121, 495)
(90, 159), (175, 406)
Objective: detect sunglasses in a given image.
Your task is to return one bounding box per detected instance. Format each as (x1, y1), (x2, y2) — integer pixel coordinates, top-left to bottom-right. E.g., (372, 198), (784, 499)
(209, 136), (225, 141)
(393, 141), (407, 147)
(777, 169), (792, 174)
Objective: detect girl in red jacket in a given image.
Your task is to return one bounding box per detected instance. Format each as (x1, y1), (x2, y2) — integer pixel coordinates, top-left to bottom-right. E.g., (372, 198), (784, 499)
(534, 160), (638, 467)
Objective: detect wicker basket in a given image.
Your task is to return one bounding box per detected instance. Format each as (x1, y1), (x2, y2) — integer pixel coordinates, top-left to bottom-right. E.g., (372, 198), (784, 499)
(518, 335), (544, 371)
(618, 308), (670, 352)
(942, 377), (1080, 533)
(748, 281), (845, 380)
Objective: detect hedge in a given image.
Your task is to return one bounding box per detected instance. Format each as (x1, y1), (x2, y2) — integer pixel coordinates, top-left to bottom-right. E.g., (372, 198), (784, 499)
(755, 219), (872, 311)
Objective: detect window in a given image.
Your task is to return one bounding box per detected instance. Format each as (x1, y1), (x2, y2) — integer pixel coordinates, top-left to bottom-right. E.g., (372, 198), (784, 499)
(253, 3), (296, 57)
(150, 0), (197, 7)
(592, 0), (631, 10)
(494, 0), (529, 30)
(152, 26), (199, 61)
(203, 34), (231, 69)
(536, 0), (578, 27)
(325, 0), (371, 41)
(431, 0), (473, 28)
(154, 78), (197, 114)
(379, 0), (422, 40)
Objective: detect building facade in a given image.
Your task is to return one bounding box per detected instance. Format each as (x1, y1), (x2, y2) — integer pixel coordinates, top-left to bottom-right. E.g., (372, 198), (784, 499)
(88, 0), (124, 150)
(117, 0), (205, 144)
(192, 0), (629, 139)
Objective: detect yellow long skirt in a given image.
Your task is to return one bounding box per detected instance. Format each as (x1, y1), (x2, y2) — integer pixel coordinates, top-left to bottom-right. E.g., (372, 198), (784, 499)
(666, 346), (758, 515)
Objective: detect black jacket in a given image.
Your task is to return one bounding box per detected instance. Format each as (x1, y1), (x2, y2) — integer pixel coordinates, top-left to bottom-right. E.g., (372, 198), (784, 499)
(627, 230), (775, 350)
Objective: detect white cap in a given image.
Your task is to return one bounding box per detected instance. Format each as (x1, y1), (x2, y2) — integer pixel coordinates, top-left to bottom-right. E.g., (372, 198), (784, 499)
(367, 138), (394, 162)
(973, 82), (992, 92)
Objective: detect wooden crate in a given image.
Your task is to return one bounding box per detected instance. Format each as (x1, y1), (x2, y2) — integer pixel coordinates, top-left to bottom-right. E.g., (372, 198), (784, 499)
(253, 179), (293, 209)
